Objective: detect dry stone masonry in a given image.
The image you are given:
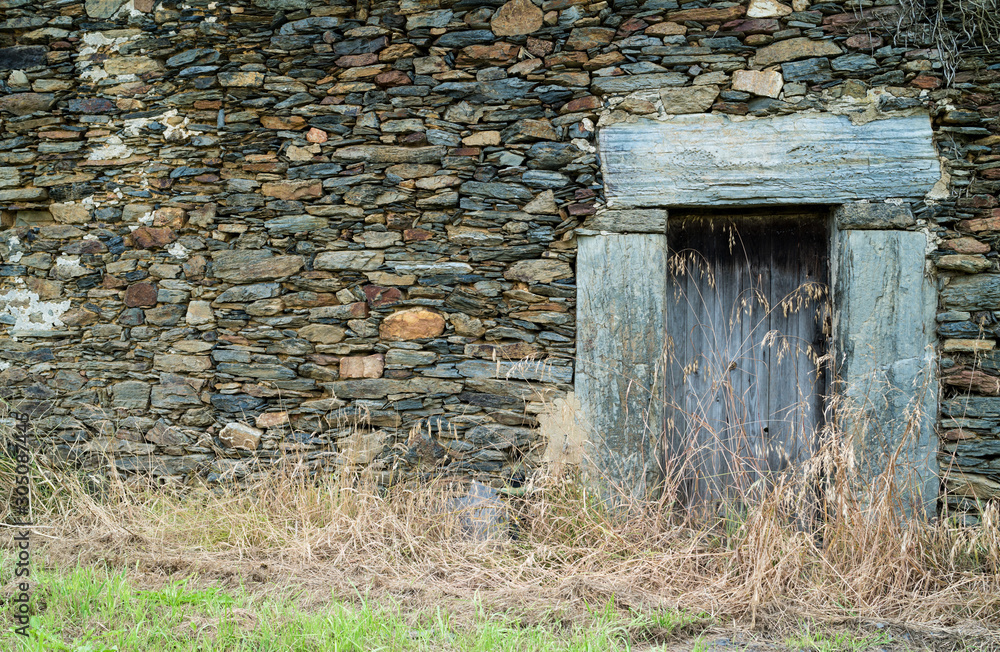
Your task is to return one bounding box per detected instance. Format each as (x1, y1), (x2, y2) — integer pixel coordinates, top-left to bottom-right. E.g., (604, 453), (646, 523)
(0, 0), (996, 515)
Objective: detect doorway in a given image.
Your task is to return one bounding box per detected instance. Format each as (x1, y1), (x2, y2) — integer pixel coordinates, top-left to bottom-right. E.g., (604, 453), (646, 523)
(663, 210), (831, 504)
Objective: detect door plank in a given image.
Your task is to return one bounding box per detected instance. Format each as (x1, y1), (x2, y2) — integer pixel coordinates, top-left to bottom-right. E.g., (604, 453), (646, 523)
(666, 211), (829, 505)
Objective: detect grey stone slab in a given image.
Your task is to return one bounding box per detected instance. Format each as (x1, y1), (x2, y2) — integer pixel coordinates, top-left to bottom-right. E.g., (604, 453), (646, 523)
(940, 274), (1000, 311)
(576, 233), (667, 502)
(599, 113), (941, 208)
(834, 229), (938, 518)
(583, 209), (667, 234)
(833, 202), (916, 230)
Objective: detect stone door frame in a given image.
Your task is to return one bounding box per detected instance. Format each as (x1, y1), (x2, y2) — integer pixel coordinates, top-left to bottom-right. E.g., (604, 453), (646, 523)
(576, 111), (943, 516)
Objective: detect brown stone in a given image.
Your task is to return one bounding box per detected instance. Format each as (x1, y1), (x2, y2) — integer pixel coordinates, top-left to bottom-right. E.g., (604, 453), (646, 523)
(754, 37), (842, 67)
(566, 27), (616, 50)
(261, 115), (308, 130)
(131, 226), (177, 249)
(262, 180), (323, 200)
(380, 308), (446, 340)
(960, 216), (1000, 232)
(124, 282), (157, 308)
(375, 70), (412, 87)
(845, 34), (883, 50)
(645, 21), (687, 36)
(504, 259), (573, 283)
(364, 285), (403, 307)
(256, 411), (289, 429)
(298, 323), (347, 344)
(667, 5), (746, 22)
(219, 422), (262, 451)
(731, 69), (783, 98)
(910, 74), (941, 89)
(306, 127), (328, 143)
(337, 53), (378, 67)
(340, 354), (385, 379)
(945, 237), (991, 254)
(492, 0), (544, 36)
(153, 207), (186, 228)
(943, 369), (1000, 395)
(526, 37), (554, 57)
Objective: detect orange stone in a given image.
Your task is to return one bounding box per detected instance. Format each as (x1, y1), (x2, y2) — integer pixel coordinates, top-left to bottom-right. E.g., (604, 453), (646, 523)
(306, 127), (328, 143)
(261, 115), (307, 130)
(944, 236), (991, 254)
(380, 308), (446, 341)
(339, 354), (385, 379)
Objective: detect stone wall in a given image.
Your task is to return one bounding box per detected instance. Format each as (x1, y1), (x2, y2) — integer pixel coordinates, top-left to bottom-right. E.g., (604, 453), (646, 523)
(0, 0), (996, 510)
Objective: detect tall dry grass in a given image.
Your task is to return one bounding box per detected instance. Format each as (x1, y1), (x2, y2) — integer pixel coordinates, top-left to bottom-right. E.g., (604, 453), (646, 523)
(1, 430), (998, 643)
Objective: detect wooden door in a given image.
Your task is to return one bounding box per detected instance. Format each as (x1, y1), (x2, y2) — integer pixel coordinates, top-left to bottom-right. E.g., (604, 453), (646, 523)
(664, 211), (830, 505)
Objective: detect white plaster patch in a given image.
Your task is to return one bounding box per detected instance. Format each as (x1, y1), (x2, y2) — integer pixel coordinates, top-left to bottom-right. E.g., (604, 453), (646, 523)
(3, 233), (23, 263)
(54, 255), (87, 275)
(0, 360), (10, 371)
(0, 283), (71, 334)
(80, 67), (108, 82)
(926, 157), (952, 201)
(167, 242), (188, 259)
(89, 135), (134, 160)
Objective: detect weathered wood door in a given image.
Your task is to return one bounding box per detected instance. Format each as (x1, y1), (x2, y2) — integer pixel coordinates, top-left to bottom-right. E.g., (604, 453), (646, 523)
(664, 211), (830, 504)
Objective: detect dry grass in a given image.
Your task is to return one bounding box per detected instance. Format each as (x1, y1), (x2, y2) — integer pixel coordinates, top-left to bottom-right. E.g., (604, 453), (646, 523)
(1, 440), (998, 649)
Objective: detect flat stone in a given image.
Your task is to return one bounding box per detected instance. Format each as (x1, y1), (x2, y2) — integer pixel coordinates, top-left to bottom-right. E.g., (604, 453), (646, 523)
(937, 255), (991, 274)
(330, 378), (462, 399)
(747, 0), (792, 18)
(212, 251), (304, 282)
(298, 324), (346, 344)
(262, 180), (323, 200)
(215, 283), (280, 303)
(112, 381), (150, 410)
(314, 250), (384, 271)
(218, 71), (265, 87)
(105, 57), (162, 76)
(216, 363), (296, 380)
(504, 259), (573, 283)
(154, 354), (212, 373)
(331, 145), (446, 164)
(340, 354), (385, 379)
(941, 275), (1000, 311)
(261, 115), (307, 130)
(667, 5), (746, 22)
(492, 0), (544, 36)
(645, 22), (687, 36)
(0, 46), (46, 71)
(124, 282), (157, 308)
(185, 301), (214, 326)
(381, 308), (446, 340)
(566, 27), (616, 50)
(265, 215), (328, 235)
(591, 73), (687, 95)
(659, 85), (720, 114)
(833, 203), (916, 230)
(132, 227), (176, 249)
(86, 0), (128, 18)
(731, 69), (783, 98)
(755, 37), (841, 67)
(219, 422), (262, 451)
(144, 420), (189, 447)
(0, 93), (54, 116)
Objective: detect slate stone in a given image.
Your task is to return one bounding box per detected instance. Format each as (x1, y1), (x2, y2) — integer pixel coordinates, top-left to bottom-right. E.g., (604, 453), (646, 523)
(0, 46), (46, 71)
(781, 57), (833, 83)
(85, 0), (128, 18)
(941, 275), (1000, 311)
(590, 73), (687, 95)
(433, 30), (496, 48)
(211, 394), (266, 412)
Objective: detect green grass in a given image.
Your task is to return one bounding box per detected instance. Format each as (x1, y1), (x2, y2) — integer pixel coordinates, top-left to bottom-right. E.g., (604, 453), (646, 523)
(786, 625), (894, 652)
(0, 559), (706, 651)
